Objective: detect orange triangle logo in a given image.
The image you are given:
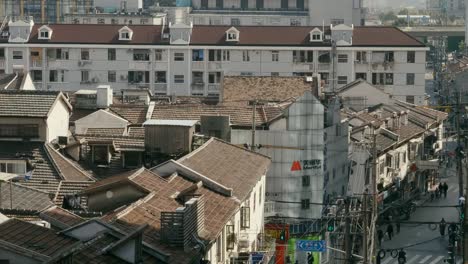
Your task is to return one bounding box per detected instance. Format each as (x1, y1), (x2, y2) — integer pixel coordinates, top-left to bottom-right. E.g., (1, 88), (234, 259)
(291, 161), (302, 171)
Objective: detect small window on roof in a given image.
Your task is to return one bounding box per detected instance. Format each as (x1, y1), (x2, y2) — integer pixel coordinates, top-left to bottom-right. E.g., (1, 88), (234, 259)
(225, 27), (239, 42)
(118, 26), (133, 41)
(38, 25), (52, 40)
(310, 28), (323, 42)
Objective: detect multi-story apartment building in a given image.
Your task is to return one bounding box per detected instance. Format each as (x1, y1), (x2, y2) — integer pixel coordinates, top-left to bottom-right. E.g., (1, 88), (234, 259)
(63, 12), (166, 25)
(0, 18), (428, 104)
(189, 0), (364, 26)
(1, 0), (94, 23)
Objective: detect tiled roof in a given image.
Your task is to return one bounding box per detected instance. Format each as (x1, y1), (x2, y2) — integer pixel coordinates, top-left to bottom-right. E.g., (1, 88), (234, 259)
(54, 181), (93, 207)
(0, 90), (67, 117)
(128, 127), (145, 138)
(178, 138), (270, 201)
(0, 141), (62, 193)
(76, 135), (145, 151)
(45, 144), (95, 182)
(222, 76), (312, 105)
(85, 127), (126, 136)
(12, 24), (424, 47)
(152, 104), (273, 127)
(39, 206), (85, 229)
(0, 218), (77, 257)
(82, 168), (146, 194)
(71, 233), (127, 264)
(109, 105), (149, 124)
(0, 183), (54, 211)
(29, 24), (165, 45)
(103, 169), (239, 263)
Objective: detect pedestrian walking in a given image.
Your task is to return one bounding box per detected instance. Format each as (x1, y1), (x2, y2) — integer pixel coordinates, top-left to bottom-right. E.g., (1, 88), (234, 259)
(377, 229), (384, 246)
(459, 196), (465, 206)
(386, 224), (394, 240)
(440, 218), (446, 236)
(396, 220), (401, 234)
(443, 182), (448, 198)
(435, 187), (440, 199)
(307, 252), (314, 264)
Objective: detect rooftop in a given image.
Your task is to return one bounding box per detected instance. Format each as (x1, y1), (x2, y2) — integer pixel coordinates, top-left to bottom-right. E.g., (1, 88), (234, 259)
(0, 90), (71, 118)
(143, 119), (198, 127)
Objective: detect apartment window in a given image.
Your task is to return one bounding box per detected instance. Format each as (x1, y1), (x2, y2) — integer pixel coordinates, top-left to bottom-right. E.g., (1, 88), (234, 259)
(110, 18), (118, 24)
(31, 70), (42, 82)
(120, 31), (130, 39)
(48, 48), (69, 60)
(49, 70), (65, 82)
(302, 175), (310, 187)
(337, 76), (348, 84)
(81, 49), (90, 60)
(372, 73), (393, 85)
(311, 32), (322, 41)
(290, 19), (301, 26)
(140, 18), (149, 24)
(242, 50), (250, 62)
(222, 50), (230, 61)
(240, 207), (250, 228)
(108, 71), (116, 82)
(318, 51), (330, 63)
(406, 95), (415, 104)
(40, 31), (49, 38)
(271, 72), (280, 77)
(226, 225), (235, 250)
(97, 18), (105, 24)
(240, 72), (253, 76)
(0, 48), (4, 58)
(174, 52), (184, 61)
(407, 51), (415, 63)
(83, 18), (91, 24)
(379, 162), (384, 175)
(92, 146), (109, 165)
(320, 72), (329, 84)
(406, 73), (415, 85)
(155, 71), (167, 83)
(403, 152), (407, 163)
(231, 18), (240, 25)
(384, 51), (394, 62)
(108, 49), (116, 61)
(208, 72), (222, 83)
(338, 54), (348, 63)
(128, 71), (149, 83)
(81, 70), (89, 82)
(355, 72), (367, 80)
(256, 0), (264, 8)
(301, 199), (310, 209)
(281, 0), (288, 9)
(293, 50), (313, 63)
(0, 161), (26, 174)
(271, 51), (279, 62)
(192, 49), (204, 61)
(192, 72), (204, 84)
(155, 50), (163, 61)
(133, 49), (150, 61)
(174, 75), (184, 84)
(331, 18), (344, 25)
(356, 51), (367, 62)
(12, 51), (23, 60)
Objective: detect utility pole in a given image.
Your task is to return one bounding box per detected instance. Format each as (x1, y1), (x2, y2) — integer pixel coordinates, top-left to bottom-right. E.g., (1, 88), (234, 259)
(370, 129), (378, 261)
(456, 88), (464, 198)
(363, 189), (369, 264)
(344, 198), (352, 264)
(251, 100), (257, 152)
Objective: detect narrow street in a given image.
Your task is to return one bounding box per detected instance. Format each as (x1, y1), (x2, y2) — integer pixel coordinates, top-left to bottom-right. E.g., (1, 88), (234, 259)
(379, 157), (462, 263)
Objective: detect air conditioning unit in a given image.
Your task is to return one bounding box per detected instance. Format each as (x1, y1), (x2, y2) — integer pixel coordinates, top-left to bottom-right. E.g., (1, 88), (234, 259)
(238, 238), (249, 249)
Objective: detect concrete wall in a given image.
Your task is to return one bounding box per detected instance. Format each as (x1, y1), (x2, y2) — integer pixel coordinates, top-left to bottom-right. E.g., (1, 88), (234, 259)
(74, 110), (129, 134)
(339, 81), (392, 111)
(46, 98), (70, 143)
(145, 125), (194, 154)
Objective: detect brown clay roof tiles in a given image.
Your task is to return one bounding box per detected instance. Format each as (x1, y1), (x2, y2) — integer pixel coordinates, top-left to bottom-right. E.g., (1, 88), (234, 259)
(39, 206), (85, 229)
(109, 105), (149, 124)
(0, 90), (65, 117)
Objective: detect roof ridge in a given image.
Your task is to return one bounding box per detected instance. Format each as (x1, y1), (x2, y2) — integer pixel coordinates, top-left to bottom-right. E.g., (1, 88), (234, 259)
(115, 192), (156, 220)
(212, 137), (272, 160)
(44, 143), (95, 181)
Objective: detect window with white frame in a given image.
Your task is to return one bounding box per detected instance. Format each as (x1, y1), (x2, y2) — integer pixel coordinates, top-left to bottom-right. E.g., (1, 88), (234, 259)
(31, 70), (42, 82)
(337, 76), (348, 84)
(271, 51), (279, 61)
(12, 51), (23, 60)
(406, 73), (415, 85)
(208, 72), (222, 83)
(174, 75), (184, 83)
(372, 73), (393, 85)
(39, 30), (49, 39)
(108, 71), (116, 82)
(81, 49), (90, 60)
(81, 70), (89, 82)
(174, 52), (185, 61)
(133, 49), (150, 61)
(226, 28), (239, 41)
(49, 70), (65, 82)
(155, 71), (167, 83)
(155, 49), (163, 61)
(242, 50), (250, 62)
(119, 27), (132, 40)
(0, 161), (26, 175)
(240, 206), (250, 228)
(310, 28), (322, 42)
(301, 199), (310, 209)
(356, 51), (367, 63)
(337, 54), (348, 63)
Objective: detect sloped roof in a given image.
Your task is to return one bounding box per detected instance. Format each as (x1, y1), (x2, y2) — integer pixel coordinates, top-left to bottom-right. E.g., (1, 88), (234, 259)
(39, 206), (85, 229)
(0, 182), (54, 211)
(0, 90), (70, 118)
(178, 138), (270, 201)
(128, 127), (145, 138)
(222, 76), (312, 105)
(45, 144), (95, 182)
(109, 105), (149, 124)
(85, 127), (126, 136)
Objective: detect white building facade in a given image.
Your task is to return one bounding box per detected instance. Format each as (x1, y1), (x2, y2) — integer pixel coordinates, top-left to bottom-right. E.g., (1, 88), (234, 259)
(0, 19), (428, 105)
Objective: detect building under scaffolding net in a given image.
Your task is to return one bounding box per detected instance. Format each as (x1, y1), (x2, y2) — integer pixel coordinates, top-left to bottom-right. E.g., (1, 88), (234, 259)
(0, 0), (94, 23)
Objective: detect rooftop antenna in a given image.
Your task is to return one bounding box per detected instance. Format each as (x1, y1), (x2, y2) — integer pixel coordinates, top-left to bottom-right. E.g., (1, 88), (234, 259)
(322, 19), (325, 33)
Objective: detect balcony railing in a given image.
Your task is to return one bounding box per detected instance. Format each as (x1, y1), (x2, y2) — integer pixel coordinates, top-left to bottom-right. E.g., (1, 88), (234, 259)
(128, 82), (150, 89)
(318, 63), (330, 71)
(30, 59), (42, 68)
(208, 84), (220, 92)
(154, 83), (167, 94)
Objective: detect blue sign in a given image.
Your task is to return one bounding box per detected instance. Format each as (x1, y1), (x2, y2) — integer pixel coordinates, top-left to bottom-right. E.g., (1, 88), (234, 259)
(250, 252), (264, 264)
(296, 240), (326, 252)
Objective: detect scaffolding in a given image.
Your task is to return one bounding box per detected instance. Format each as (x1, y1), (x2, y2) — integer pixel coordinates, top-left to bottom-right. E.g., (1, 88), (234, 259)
(1, 0), (94, 23)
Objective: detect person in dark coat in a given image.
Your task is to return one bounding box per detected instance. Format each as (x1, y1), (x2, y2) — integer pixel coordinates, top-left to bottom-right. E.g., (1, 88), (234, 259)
(387, 224), (394, 240)
(440, 218), (446, 236)
(443, 182), (448, 198)
(377, 229), (384, 246)
(396, 220), (401, 234)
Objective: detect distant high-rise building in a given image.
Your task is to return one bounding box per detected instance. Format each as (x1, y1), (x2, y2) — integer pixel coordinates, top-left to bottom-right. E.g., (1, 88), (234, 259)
(1, 0), (94, 23)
